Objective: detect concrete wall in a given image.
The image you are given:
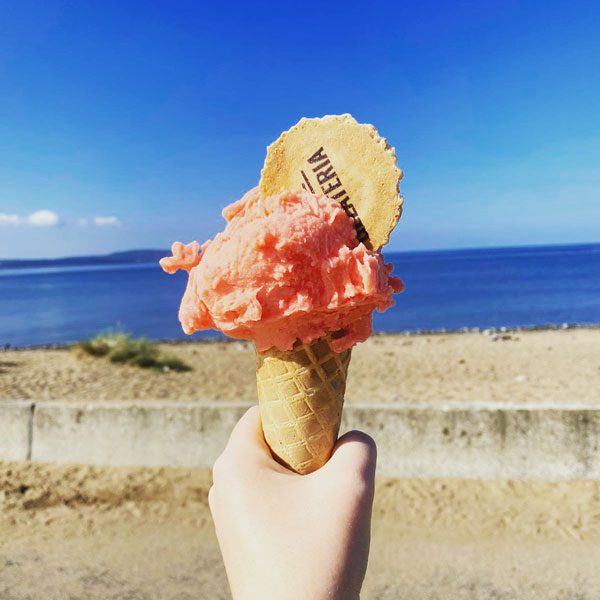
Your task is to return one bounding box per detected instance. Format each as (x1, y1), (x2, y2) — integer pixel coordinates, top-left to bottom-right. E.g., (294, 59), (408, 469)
(342, 402), (600, 479)
(2, 400), (600, 479)
(31, 401), (250, 469)
(0, 401), (33, 461)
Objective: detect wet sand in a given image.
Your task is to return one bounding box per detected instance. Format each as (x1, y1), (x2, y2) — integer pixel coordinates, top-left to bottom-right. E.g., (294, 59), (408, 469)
(2, 328), (599, 404)
(2, 462), (600, 599)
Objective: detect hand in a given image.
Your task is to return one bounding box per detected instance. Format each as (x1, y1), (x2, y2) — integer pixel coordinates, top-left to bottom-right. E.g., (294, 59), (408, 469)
(209, 406), (377, 600)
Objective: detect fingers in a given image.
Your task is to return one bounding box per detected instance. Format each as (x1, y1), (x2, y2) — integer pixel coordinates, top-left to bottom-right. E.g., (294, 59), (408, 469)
(323, 430), (377, 485)
(214, 408), (377, 487)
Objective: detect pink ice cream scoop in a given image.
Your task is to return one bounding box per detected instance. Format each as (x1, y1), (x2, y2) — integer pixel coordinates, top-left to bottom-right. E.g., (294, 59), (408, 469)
(160, 187), (402, 353)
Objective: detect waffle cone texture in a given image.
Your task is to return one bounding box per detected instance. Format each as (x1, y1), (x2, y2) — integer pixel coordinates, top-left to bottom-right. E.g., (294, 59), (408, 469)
(255, 336), (352, 474)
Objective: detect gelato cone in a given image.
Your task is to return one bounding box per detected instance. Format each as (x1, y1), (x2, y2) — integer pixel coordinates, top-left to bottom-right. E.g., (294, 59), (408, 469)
(256, 336), (351, 474)
(160, 114), (403, 473)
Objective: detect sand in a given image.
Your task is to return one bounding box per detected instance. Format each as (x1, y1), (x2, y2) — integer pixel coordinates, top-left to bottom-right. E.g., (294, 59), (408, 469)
(2, 461), (600, 599)
(3, 329), (600, 598)
(2, 328), (600, 404)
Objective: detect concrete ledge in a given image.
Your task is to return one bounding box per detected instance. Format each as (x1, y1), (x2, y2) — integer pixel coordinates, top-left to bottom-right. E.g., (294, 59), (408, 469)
(0, 401), (33, 461)
(4, 400), (600, 479)
(31, 401), (250, 469)
(342, 403), (600, 479)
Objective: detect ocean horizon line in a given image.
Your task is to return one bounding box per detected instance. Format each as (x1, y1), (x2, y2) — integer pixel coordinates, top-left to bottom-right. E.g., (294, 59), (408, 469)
(2, 240), (599, 272)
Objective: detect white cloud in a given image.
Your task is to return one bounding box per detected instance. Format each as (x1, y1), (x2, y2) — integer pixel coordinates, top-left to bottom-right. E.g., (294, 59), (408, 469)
(26, 210), (60, 227)
(0, 210), (117, 228)
(0, 213), (20, 225)
(93, 216), (120, 227)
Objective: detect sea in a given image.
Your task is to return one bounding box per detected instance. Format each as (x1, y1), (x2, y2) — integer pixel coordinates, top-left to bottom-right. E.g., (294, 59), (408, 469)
(1, 244), (599, 348)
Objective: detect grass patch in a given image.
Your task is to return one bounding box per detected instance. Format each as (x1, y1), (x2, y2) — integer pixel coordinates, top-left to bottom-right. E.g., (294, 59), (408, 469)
(76, 332), (191, 372)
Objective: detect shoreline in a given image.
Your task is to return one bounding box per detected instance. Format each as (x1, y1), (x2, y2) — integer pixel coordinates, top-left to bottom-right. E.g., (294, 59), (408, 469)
(3, 322), (600, 352)
(2, 328), (599, 404)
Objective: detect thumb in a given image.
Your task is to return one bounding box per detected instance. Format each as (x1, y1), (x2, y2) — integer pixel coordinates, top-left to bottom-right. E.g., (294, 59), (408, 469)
(220, 405), (291, 474)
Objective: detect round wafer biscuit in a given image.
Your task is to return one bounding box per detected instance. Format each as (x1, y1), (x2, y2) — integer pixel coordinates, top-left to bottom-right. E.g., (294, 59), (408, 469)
(259, 114), (403, 250)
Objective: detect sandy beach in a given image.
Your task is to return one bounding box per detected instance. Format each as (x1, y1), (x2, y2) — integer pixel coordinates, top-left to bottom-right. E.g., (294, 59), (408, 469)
(3, 328), (600, 598)
(2, 328), (599, 404)
(2, 461), (600, 599)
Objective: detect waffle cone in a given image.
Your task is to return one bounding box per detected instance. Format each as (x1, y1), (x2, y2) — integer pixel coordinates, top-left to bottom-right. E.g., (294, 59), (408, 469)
(255, 336), (352, 474)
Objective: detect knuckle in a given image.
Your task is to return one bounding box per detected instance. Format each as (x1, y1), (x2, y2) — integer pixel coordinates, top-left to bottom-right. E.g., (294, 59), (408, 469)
(207, 485), (217, 512)
(212, 448), (242, 487)
(211, 453), (229, 484)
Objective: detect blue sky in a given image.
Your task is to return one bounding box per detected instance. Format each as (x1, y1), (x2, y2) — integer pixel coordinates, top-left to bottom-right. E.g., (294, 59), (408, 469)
(1, 0), (599, 258)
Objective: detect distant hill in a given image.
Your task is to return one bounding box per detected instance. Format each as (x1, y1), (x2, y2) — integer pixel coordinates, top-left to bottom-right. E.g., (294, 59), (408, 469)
(0, 249), (167, 270)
